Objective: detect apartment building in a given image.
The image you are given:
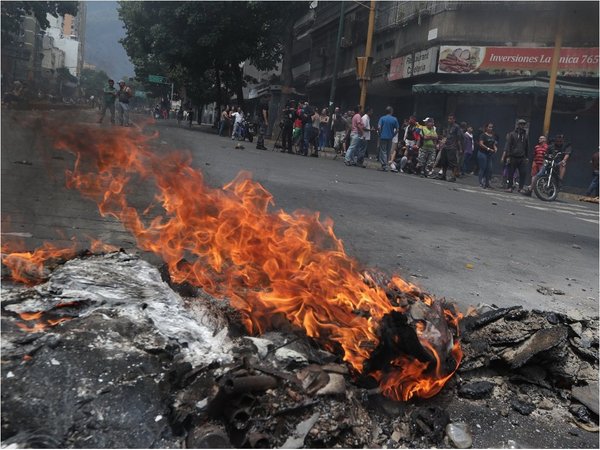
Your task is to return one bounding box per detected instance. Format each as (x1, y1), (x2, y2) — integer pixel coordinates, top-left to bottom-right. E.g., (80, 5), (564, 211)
(292, 1), (598, 188)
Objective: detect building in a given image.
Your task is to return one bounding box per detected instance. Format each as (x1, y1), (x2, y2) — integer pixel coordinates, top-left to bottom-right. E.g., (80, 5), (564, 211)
(41, 33), (66, 92)
(297, 1), (598, 189)
(45, 1), (87, 78)
(1, 14), (44, 89)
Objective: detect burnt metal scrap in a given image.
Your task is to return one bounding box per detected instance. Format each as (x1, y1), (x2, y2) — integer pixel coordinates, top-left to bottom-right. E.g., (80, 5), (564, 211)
(1, 254), (599, 448)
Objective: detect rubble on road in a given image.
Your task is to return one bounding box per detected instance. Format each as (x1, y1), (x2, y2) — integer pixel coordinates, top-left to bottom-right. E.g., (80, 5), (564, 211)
(1, 254), (598, 448)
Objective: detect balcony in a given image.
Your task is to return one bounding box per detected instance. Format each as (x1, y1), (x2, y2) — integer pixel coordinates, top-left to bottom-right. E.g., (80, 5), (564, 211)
(375, 1), (458, 31)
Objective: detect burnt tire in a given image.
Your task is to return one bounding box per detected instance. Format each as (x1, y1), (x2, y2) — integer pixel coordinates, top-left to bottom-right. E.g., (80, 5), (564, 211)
(533, 175), (558, 201)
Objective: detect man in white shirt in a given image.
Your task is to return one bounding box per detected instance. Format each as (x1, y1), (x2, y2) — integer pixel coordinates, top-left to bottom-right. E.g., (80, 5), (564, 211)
(356, 106), (373, 168)
(231, 107), (244, 140)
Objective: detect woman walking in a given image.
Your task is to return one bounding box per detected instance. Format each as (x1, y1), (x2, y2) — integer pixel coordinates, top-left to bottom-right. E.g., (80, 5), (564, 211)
(478, 122), (497, 189)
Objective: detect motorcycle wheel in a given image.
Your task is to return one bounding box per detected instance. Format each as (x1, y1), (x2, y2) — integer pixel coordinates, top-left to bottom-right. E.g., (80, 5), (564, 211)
(248, 136), (253, 143)
(533, 175), (558, 201)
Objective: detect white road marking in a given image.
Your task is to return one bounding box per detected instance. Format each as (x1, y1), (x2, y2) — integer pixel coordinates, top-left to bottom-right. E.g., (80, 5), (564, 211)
(455, 186), (599, 224)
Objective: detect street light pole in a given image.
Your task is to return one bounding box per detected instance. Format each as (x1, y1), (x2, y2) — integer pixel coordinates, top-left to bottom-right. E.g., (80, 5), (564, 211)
(543, 14), (564, 137)
(328, 1), (346, 108)
(358, 0), (376, 111)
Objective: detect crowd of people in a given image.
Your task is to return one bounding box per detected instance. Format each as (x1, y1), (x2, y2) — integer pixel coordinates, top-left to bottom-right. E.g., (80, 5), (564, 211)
(213, 100), (597, 198)
(255, 101), (583, 194)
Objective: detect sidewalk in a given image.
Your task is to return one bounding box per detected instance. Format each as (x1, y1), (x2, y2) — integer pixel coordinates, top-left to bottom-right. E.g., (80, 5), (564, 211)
(196, 123), (594, 204)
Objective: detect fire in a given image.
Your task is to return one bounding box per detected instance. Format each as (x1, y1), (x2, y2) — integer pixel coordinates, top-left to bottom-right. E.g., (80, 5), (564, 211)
(15, 311), (71, 333)
(1, 239), (117, 285)
(1, 241), (77, 285)
(5, 122), (463, 401)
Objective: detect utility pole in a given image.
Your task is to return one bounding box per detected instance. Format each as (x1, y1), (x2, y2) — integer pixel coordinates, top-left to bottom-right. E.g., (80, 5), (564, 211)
(328, 1), (346, 108)
(357, 0), (376, 111)
(543, 13), (564, 136)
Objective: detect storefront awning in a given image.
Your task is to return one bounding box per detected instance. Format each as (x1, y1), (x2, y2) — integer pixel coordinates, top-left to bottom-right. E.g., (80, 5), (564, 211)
(412, 79), (599, 99)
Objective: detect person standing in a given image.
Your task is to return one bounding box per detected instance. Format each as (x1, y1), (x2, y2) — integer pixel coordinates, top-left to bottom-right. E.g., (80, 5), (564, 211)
(231, 107), (243, 140)
(461, 125), (474, 175)
(376, 106), (399, 172)
(319, 108), (330, 152)
(300, 101), (314, 156)
(256, 96), (269, 150)
(416, 117), (438, 177)
(115, 80), (132, 126)
(344, 105), (364, 166)
(98, 79), (116, 124)
(436, 113), (462, 181)
(280, 100), (296, 154)
(478, 122), (497, 189)
(584, 150), (599, 197)
(356, 106), (373, 167)
(219, 106), (230, 136)
(503, 119), (530, 192)
(522, 135), (548, 196)
(332, 107), (347, 155)
(310, 108), (321, 156)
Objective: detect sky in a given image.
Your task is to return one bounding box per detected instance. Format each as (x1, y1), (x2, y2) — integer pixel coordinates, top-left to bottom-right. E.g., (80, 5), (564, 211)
(84, 1), (135, 79)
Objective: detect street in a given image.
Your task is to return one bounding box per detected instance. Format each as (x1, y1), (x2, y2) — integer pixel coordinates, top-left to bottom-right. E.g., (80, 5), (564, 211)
(2, 109), (598, 319)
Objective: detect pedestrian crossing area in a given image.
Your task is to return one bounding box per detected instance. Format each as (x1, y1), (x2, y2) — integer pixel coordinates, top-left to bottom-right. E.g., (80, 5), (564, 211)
(455, 184), (599, 224)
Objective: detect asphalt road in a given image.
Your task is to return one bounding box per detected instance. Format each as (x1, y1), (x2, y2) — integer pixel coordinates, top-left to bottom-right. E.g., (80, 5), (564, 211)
(2, 110), (598, 318)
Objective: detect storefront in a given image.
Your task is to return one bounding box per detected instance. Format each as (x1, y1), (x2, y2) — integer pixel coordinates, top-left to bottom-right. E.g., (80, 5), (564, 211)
(404, 45), (599, 189)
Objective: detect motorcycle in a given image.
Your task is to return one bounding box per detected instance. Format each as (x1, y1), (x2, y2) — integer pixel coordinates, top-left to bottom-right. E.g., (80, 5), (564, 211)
(533, 151), (564, 201)
(239, 119), (257, 143)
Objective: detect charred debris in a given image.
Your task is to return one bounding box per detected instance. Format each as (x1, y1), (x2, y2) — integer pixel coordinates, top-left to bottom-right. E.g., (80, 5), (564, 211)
(1, 252), (598, 448)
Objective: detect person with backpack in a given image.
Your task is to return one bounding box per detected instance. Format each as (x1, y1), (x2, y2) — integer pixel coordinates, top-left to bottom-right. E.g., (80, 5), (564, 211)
(115, 80), (132, 126)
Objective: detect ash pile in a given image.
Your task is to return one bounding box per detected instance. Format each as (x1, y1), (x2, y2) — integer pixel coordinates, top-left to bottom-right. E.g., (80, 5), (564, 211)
(1, 253), (598, 449)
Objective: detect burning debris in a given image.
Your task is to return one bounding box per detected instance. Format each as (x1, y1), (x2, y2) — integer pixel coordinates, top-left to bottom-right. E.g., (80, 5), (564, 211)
(1, 122), (597, 448)
(2, 253), (598, 448)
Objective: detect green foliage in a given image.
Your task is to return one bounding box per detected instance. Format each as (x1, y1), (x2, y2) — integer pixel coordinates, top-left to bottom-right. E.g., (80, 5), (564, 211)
(79, 68), (110, 97)
(1, 1), (78, 44)
(118, 1), (309, 105)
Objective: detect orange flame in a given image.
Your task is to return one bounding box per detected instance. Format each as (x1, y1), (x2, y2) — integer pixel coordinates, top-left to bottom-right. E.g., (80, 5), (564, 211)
(15, 311), (72, 333)
(89, 239), (119, 253)
(1, 241), (77, 285)
(10, 122), (462, 400)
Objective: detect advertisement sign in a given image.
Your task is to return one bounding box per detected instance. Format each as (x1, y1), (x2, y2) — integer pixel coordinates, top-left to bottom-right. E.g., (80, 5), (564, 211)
(388, 54), (413, 81)
(438, 46), (599, 77)
(412, 47), (439, 77)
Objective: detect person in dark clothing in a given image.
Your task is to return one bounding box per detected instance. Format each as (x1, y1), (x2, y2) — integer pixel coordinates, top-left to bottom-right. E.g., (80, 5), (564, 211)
(436, 113), (462, 182)
(584, 150), (599, 197)
(300, 102), (314, 156)
(256, 96), (269, 150)
(503, 119), (530, 192)
(280, 101), (296, 153)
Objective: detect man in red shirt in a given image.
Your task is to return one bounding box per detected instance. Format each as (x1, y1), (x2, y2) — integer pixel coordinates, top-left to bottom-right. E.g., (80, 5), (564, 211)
(522, 136), (548, 196)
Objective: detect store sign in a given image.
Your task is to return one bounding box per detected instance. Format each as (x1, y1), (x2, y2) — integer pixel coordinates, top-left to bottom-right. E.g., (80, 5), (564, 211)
(388, 54), (413, 81)
(389, 47), (439, 81)
(412, 47), (439, 77)
(438, 46), (599, 77)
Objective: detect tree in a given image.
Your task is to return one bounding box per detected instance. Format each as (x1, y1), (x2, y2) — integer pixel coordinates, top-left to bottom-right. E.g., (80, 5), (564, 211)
(79, 67), (110, 98)
(1, 1), (78, 44)
(117, 1), (309, 109)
